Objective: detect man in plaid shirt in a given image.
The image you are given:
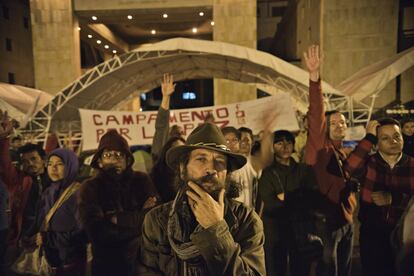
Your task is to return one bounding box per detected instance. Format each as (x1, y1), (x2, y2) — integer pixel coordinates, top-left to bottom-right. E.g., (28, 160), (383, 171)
(344, 118), (414, 276)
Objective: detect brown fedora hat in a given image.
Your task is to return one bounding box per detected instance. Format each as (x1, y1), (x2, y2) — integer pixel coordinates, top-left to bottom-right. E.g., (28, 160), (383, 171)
(166, 123), (246, 171)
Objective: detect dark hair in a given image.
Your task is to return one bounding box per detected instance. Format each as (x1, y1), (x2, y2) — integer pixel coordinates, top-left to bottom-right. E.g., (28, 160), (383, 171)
(401, 117), (414, 128)
(18, 143), (46, 158)
(324, 109), (341, 117)
(221, 126), (241, 139)
(378, 117), (401, 128)
(150, 136), (186, 202)
(238, 127), (254, 141)
(273, 130), (295, 146)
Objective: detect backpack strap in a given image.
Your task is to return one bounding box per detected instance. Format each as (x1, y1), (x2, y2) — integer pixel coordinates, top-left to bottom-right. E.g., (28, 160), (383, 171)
(41, 182), (81, 232)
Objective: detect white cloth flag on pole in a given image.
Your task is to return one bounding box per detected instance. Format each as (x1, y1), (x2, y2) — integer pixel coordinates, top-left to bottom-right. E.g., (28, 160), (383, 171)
(79, 92), (299, 151)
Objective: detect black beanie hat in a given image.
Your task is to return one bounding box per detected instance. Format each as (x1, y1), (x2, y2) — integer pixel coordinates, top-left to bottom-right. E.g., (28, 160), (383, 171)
(90, 129), (134, 169)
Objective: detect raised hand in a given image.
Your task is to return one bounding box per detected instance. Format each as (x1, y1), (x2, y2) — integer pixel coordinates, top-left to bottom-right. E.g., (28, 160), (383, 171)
(366, 120), (380, 136)
(303, 45), (321, 82)
(161, 73), (176, 97)
(160, 74), (176, 109)
(0, 110), (13, 139)
(186, 181), (224, 229)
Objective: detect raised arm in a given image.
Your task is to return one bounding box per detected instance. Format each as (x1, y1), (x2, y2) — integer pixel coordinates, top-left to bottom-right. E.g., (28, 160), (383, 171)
(0, 110), (20, 193)
(250, 110), (275, 173)
(151, 74), (176, 161)
(343, 120), (379, 177)
(303, 45), (326, 165)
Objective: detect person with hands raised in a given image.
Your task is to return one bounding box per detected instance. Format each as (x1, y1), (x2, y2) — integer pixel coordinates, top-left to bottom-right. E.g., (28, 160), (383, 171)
(138, 123), (265, 275)
(303, 45), (356, 276)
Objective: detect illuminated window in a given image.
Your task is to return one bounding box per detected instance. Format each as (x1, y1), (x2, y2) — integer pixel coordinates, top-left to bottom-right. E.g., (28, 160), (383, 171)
(182, 92), (196, 100)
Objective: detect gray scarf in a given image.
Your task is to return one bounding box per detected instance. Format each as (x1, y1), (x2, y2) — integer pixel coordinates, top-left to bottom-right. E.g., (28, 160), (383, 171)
(167, 187), (208, 276)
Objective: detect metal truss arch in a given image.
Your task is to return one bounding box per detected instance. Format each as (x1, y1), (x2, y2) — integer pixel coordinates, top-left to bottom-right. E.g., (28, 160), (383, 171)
(22, 38), (373, 146)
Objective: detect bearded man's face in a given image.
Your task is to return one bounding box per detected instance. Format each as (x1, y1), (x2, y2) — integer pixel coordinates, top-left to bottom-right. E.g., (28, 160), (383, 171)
(181, 148), (228, 200)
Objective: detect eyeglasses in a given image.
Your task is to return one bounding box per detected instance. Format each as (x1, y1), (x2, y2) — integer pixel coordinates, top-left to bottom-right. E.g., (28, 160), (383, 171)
(226, 138), (239, 145)
(101, 151), (125, 160)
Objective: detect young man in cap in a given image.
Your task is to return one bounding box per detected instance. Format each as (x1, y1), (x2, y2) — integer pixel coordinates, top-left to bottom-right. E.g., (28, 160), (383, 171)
(138, 123), (265, 275)
(78, 129), (158, 276)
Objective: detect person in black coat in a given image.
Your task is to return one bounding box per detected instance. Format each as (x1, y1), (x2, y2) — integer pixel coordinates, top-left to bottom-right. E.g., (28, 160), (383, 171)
(78, 130), (158, 276)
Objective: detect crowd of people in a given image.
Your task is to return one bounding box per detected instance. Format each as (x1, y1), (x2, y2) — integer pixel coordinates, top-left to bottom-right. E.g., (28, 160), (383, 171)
(0, 45), (413, 276)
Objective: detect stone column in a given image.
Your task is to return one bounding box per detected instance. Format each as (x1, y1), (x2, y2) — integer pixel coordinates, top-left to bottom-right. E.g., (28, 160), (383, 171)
(30, 0), (81, 94)
(213, 0), (257, 105)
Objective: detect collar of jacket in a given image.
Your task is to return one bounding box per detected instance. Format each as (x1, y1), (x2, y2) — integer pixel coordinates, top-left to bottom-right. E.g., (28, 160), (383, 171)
(272, 157), (297, 171)
(374, 152), (409, 169)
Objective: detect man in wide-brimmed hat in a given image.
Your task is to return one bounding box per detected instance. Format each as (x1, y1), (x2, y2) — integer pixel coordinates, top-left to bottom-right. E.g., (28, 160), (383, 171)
(138, 123), (265, 275)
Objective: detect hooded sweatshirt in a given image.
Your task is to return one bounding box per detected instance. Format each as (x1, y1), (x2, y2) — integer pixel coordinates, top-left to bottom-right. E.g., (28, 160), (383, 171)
(33, 148), (87, 266)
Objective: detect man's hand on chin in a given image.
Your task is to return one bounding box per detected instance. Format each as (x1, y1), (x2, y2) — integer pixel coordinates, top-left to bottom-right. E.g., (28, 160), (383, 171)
(186, 181), (225, 229)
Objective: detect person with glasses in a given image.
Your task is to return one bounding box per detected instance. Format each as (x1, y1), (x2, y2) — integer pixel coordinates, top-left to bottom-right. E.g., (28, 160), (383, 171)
(78, 129), (158, 276)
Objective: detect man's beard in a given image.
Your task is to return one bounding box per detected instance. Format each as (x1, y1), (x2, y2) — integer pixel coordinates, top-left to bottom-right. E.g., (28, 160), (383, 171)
(183, 171), (226, 201)
(101, 165), (125, 181)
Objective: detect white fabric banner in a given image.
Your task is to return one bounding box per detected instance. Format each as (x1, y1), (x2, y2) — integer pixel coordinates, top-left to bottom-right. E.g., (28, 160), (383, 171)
(79, 93), (299, 151)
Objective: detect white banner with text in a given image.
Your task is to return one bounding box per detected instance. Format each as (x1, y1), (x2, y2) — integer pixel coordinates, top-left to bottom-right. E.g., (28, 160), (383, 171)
(79, 93), (299, 150)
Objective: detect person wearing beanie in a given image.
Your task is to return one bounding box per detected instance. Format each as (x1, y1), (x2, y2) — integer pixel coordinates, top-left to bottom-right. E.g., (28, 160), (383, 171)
(78, 129), (158, 276)
(259, 130), (320, 276)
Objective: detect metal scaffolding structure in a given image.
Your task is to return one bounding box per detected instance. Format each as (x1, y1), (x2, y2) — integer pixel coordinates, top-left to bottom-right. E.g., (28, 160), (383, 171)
(21, 38), (376, 148)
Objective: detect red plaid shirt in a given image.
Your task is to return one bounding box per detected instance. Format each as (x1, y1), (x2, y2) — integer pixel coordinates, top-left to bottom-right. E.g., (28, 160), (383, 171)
(344, 134), (414, 227)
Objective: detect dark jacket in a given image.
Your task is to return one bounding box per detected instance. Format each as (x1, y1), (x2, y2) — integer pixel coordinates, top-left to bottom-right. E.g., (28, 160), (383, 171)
(79, 169), (157, 272)
(138, 199), (266, 275)
(403, 134), (414, 158)
(259, 158), (319, 242)
(0, 138), (50, 244)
